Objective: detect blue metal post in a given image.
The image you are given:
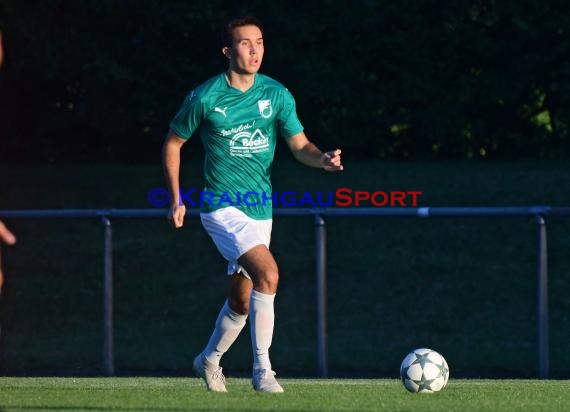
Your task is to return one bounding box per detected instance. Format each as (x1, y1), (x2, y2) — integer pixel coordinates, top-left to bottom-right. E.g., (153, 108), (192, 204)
(536, 215), (549, 379)
(102, 216), (114, 376)
(315, 214), (328, 378)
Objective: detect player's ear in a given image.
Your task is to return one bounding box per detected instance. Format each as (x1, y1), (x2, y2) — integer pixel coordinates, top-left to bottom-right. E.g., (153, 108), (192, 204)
(222, 47), (231, 59)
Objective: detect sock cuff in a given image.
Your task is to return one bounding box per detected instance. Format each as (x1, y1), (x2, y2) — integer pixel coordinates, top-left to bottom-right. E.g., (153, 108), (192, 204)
(223, 300), (248, 321)
(250, 289), (276, 304)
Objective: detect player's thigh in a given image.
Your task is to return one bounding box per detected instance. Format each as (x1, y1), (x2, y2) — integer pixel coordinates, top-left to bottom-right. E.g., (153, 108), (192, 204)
(238, 244), (278, 285)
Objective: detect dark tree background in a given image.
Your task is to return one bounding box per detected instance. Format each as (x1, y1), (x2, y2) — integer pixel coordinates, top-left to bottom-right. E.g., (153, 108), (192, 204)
(0, 0), (568, 162)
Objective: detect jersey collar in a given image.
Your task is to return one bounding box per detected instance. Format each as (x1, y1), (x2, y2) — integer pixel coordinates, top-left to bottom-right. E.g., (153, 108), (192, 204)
(223, 72), (262, 94)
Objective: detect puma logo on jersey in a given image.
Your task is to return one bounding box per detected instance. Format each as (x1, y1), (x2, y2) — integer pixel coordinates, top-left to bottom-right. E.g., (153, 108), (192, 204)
(214, 107), (228, 117)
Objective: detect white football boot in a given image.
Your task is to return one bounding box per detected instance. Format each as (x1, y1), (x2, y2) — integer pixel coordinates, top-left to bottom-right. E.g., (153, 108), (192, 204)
(252, 369), (284, 393)
(193, 354), (227, 392)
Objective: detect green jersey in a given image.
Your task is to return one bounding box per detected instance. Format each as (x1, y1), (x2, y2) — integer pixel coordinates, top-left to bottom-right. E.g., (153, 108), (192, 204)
(170, 73), (304, 219)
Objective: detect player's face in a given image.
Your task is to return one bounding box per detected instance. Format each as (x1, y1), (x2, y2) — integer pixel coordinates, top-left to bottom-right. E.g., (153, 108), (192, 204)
(227, 25), (264, 75)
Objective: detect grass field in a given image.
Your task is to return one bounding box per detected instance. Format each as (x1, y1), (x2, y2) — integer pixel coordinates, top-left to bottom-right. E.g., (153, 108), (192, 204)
(0, 160), (569, 377)
(0, 377), (568, 411)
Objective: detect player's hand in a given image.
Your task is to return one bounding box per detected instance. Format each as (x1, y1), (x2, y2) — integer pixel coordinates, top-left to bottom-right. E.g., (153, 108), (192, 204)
(321, 149), (343, 172)
(0, 221), (16, 245)
(168, 204), (186, 228)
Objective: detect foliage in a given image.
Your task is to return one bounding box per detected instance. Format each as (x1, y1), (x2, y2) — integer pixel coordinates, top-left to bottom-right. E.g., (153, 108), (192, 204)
(0, 0), (569, 161)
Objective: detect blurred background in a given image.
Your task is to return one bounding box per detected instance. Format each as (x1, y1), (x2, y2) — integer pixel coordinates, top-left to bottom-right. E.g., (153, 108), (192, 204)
(0, 1), (569, 378)
(1, 0), (569, 162)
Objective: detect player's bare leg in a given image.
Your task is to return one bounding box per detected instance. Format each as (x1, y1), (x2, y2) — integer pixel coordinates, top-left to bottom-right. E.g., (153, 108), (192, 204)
(238, 245), (284, 393)
(228, 271), (253, 314)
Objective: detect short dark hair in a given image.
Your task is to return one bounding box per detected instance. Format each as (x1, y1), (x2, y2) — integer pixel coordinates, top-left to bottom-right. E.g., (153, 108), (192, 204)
(221, 16), (264, 47)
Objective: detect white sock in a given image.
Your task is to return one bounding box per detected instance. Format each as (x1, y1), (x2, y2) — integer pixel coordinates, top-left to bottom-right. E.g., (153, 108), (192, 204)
(203, 300), (248, 366)
(250, 290), (276, 371)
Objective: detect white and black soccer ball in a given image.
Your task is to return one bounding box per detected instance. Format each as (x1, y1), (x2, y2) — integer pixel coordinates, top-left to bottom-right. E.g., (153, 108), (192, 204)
(400, 348), (449, 393)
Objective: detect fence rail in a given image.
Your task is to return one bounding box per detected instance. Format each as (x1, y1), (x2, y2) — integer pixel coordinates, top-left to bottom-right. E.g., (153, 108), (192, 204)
(2, 206), (570, 378)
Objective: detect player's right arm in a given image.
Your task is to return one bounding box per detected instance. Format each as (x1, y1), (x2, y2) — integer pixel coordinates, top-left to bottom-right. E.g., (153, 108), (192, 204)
(162, 131), (187, 228)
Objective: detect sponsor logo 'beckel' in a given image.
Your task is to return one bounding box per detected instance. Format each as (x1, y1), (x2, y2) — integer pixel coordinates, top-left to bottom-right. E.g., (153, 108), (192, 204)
(228, 126), (270, 157)
(237, 130), (269, 147)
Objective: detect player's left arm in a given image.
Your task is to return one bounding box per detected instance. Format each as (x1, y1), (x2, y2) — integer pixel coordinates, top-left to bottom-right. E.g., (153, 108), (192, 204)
(285, 132), (343, 172)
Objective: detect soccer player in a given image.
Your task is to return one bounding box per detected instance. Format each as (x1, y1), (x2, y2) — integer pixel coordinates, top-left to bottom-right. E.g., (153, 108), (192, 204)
(0, 35), (15, 288)
(162, 16), (343, 393)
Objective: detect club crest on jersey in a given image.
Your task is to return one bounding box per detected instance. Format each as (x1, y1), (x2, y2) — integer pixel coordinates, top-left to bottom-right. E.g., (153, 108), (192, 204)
(258, 100), (272, 119)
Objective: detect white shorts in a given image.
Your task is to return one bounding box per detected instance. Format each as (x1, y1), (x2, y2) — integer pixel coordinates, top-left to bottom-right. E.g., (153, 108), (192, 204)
(200, 206), (272, 277)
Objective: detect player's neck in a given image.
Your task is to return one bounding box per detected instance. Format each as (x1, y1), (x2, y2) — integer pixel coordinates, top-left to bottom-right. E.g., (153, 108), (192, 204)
(225, 70), (256, 92)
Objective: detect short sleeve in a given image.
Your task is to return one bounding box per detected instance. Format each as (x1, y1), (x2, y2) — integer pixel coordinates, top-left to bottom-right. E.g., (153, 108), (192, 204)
(276, 89), (304, 139)
(169, 90), (204, 139)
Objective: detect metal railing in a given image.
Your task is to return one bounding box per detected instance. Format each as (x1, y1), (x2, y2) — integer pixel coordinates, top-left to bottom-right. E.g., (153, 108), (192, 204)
(1, 206), (570, 378)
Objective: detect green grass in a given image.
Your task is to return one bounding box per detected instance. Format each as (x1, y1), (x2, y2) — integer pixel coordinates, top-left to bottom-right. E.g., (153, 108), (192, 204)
(0, 377), (568, 411)
(0, 160), (569, 377)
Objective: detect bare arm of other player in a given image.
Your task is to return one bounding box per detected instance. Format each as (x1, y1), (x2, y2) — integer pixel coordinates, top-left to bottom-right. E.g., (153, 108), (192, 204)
(0, 221), (16, 291)
(162, 131), (187, 228)
(286, 132), (343, 172)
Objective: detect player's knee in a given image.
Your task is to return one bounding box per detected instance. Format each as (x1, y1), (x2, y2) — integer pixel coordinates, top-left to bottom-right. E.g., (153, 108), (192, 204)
(254, 268), (279, 292)
(267, 268), (280, 286)
(228, 295), (249, 315)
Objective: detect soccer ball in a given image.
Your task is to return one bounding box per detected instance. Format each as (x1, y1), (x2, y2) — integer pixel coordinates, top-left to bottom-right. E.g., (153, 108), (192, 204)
(400, 348), (449, 393)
